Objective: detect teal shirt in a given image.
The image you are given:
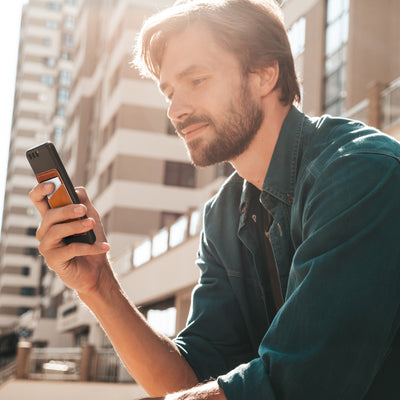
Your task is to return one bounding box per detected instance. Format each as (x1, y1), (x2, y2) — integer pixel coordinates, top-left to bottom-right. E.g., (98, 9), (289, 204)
(174, 107), (400, 399)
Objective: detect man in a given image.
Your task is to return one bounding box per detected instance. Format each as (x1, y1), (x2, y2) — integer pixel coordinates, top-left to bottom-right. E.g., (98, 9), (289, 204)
(29, 1), (400, 399)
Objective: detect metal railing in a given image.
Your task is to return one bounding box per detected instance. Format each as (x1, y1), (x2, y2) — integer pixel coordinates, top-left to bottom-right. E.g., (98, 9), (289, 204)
(117, 207), (203, 274)
(0, 360), (16, 385)
(30, 347), (81, 381)
(26, 346), (124, 382)
(92, 348), (120, 382)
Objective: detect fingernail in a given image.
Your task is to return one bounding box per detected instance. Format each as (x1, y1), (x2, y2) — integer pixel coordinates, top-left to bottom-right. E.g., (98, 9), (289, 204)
(82, 218), (92, 227)
(74, 206), (84, 214)
(100, 243), (110, 250)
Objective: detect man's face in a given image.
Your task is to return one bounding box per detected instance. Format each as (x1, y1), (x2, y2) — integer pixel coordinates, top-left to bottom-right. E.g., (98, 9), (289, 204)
(159, 25), (264, 167)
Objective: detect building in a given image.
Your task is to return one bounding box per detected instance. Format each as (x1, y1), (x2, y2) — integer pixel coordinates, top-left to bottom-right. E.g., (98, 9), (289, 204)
(0, 0), (78, 337)
(0, 0), (232, 347)
(0, 0), (399, 375)
(53, 0), (400, 351)
(285, 0), (400, 140)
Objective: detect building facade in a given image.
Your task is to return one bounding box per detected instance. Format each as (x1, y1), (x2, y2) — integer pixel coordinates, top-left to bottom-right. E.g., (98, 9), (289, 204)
(52, 0), (400, 350)
(0, 0), (399, 370)
(0, 0), (78, 336)
(0, 0), (231, 345)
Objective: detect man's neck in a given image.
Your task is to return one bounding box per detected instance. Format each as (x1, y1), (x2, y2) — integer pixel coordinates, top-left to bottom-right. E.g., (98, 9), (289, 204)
(230, 102), (291, 191)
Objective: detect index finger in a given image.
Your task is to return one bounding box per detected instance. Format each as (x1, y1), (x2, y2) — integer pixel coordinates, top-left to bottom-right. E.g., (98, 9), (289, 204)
(29, 181), (55, 217)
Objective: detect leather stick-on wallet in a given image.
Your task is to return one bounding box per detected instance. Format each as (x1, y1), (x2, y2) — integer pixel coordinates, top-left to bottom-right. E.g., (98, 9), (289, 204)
(37, 169), (73, 208)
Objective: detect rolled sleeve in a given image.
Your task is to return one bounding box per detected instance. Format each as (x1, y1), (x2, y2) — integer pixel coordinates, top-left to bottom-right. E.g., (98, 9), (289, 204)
(174, 230), (256, 382)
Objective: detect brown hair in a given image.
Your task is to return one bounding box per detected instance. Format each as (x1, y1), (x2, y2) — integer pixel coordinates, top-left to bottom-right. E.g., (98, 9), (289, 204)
(133, 0), (300, 105)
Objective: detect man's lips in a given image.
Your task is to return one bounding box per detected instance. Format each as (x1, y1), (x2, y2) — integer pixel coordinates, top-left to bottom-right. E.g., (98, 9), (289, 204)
(179, 123), (209, 140)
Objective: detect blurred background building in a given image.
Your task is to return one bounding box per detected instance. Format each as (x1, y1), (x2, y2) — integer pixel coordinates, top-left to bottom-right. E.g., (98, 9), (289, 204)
(0, 0), (399, 385)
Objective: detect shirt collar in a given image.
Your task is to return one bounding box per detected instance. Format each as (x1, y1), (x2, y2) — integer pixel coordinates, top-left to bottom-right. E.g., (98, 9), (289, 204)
(239, 106), (306, 218)
(262, 105), (305, 205)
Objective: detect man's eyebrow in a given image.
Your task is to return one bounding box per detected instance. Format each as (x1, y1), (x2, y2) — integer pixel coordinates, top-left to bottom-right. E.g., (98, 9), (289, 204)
(159, 64), (209, 93)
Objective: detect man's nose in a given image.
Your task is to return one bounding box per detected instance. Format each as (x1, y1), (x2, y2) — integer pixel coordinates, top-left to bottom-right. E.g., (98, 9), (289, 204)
(167, 91), (194, 123)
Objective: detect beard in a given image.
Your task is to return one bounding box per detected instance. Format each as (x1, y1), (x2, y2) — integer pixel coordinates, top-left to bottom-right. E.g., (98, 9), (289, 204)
(174, 79), (264, 167)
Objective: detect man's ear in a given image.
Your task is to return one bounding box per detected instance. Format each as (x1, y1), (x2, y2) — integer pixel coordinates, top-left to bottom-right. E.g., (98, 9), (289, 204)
(255, 61), (280, 97)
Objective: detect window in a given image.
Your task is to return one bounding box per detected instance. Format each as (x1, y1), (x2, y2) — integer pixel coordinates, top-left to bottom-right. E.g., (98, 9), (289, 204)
(164, 161), (195, 188)
(57, 88), (69, 104)
(142, 298), (177, 338)
(26, 227), (37, 236)
(64, 33), (73, 48)
(43, 38), (52, 46)
(99, 163), (114, 192)
(64, 15), (75, 30)
(21, 287), (36, 296)
(54, 127), (64, 142)
(288, 17), (306, 59)
(41, 75), (54, 86)
(56, 107), (66, 117)
(47, 3), (60, 10)
(19, 307), (30, 316)
(44, 57), (56, 67)
(22, 267), (30, 276)
(61, 52), (73, 60)
(59, 70), (71, 86)
(75, 329), (89, 347)
(216, 162), (234, 178)
(167, 119), (176, 136)
(24, 247), (39, 256)
(45, 20), (58, 29)
(102, 115), (118, 146)
(323, 0), (349, 115)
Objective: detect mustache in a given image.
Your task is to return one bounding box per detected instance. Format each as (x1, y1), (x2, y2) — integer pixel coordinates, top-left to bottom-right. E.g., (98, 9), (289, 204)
(175, 115), (214, 136)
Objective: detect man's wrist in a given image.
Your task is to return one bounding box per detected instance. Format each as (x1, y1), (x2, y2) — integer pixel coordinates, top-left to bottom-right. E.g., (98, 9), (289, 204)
(77, 258), (120, 309)
(164, 381), (226, 400)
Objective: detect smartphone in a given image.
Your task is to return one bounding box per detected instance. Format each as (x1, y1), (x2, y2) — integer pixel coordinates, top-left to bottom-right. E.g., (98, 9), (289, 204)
(26, 141), (96, 245)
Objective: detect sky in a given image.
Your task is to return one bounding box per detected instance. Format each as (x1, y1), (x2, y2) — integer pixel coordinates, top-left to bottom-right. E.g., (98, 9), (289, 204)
(0, 1), (27, 234)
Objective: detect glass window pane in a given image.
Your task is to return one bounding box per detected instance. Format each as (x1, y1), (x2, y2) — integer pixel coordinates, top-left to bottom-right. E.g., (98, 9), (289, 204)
(324, 68), (345, 105)
(327, 0), (347, 24)
(169, 216), (188, 248)
(189, 209), (202, 236)
(326, 100), (343, 117)
(288, 17), (306, 59)
(60, 70), (71, 86)
(133, 239), (151, 267)
(152, 228), (169, 257)
(147, 307), (176, 337)
(325, 45), (347, 75)
(342, 12), (349, 44)
(326, 18), (342, 56)
(327, 0), (341, 23)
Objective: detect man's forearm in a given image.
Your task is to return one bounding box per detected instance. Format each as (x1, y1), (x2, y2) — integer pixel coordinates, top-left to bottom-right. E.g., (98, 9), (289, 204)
(78, 267), (198, 396)
(138, 381), (227, 400)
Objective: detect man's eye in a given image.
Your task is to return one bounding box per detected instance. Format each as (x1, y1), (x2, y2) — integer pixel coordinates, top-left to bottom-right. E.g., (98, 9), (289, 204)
(192, 78), (206, 86)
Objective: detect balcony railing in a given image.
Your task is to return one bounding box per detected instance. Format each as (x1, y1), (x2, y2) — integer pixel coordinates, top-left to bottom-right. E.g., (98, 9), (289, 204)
(118, 207), (203, 274)
(24, 345), (126, 383)
(0, 360), (16, 385)
(30, 347), (81, 381)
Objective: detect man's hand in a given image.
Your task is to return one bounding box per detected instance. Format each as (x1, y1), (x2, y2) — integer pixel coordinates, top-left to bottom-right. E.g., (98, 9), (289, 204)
(137, 381), (226, 400)
(29, 182), (199, 396)
(29, 182), (111, 296)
